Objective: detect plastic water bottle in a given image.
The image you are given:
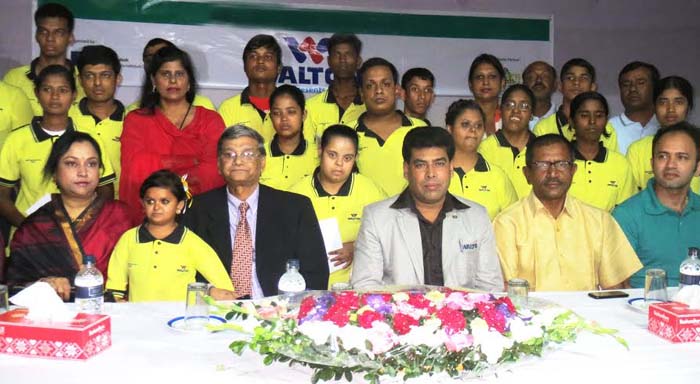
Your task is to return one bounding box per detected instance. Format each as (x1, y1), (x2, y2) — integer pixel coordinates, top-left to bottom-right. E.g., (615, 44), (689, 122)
(679, 247), (700, 289)
(75, 255), (104, 314)
(277, 259), (306, 306)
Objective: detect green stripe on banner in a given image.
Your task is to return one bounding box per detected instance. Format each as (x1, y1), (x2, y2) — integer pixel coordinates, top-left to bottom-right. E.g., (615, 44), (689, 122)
(43, 0), (550, 41)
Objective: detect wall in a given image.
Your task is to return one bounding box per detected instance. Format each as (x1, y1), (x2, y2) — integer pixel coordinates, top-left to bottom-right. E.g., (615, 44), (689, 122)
(1, 0), (698, 123)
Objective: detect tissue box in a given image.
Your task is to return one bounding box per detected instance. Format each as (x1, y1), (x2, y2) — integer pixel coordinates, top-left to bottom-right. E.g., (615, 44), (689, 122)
(648, 301), (700, 343)
(0, 309), (111, 360)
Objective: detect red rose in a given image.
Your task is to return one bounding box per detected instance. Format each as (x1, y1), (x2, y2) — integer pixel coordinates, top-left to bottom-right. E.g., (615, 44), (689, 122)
(298, 296), (317, 320)
(436, 307), (467, 334)
(323, 304), (351, 327)
(335, 291), (360, 310)
(358, 310), (385, 329)
(392, 313), (419, 335)
(476, 302), (506, 333)
(408, 293), (433, 310)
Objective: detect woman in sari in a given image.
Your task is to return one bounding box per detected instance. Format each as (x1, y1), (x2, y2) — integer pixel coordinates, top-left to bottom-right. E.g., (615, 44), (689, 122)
(120, 46), (225, 225)
(7, 132), (131, 300)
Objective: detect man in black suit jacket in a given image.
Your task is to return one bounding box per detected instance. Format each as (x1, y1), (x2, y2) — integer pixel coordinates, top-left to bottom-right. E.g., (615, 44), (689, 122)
(184, 125), (329, 297)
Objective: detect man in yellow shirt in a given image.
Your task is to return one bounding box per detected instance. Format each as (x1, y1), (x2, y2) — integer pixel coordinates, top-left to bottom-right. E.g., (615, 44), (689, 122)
(348, 58), (426, 196)
(3, 3), (83, 116)
(494, 134), (642, 291)
(400, 67), (435, 125)
(305, 33), (366, 142)
(0, 81), (33, 150)
(218, 35), (280, 142)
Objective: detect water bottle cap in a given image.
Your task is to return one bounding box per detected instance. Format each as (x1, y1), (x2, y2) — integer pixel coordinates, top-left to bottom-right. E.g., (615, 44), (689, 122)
(83, 255), (96, 265)
(286, 259), (300, 270)
(689, 247), (699, 257)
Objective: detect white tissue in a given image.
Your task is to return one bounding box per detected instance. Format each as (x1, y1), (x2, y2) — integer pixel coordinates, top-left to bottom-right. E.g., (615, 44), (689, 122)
(9, 282), (77, 322)
(673, 285), (700, 309)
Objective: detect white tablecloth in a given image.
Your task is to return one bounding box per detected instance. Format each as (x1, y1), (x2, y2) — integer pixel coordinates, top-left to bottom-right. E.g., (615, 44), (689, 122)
(1, 289), (699, 383)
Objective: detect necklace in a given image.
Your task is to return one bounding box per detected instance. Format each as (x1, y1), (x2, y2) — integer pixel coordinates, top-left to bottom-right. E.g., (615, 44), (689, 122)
(178, 103), (192, 130)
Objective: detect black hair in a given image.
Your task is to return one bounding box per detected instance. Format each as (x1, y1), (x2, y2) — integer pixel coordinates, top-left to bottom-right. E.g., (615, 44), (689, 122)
(34, 64), (76, 92)
(358, 57), (398, 85)
(142, 38), (175, 57)
(560, 58), (596, 83)
(652, 122), (700, 164)
(402, 126), (455, 162)
(569, 91), (611, 139)
(243, 34), (282, 66)
(445, 99), (485, 127)
(522, 61), (557, 82)
(618, 61), (660, 88)
(43, 131), (103, 180)
(270, 84), (306, 111)
(77, 45), (121, 74)
(401, 67), (435, 90)
(468, 53), (505, 81)
(35, 2), (74, 33)
(138, 46), (197, 112)
(328, 33), (362, 56)
(525, 134), (575, 166)
(501, 84), (536, 110)
(654, 76), (694, 111)
(139, 169), (187, 202)
(321, 124), (359, 153)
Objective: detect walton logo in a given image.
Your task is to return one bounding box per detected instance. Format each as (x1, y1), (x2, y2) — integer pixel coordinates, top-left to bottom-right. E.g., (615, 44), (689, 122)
(279, 36), (332, 87)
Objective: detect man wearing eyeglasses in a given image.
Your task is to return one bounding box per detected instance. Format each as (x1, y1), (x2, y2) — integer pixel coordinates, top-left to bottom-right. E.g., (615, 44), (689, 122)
(493, 134), (642, 291)
(184, 125), (329, 299)
(70, 45), (124, 196)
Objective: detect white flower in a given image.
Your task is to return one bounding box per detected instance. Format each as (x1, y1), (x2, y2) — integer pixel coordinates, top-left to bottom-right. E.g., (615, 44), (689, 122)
(399, 319), (445, 347)
(472, 329), (514, 364)
(337, 324), (369, 353)
(392, 292), (409, 302)
(531, 307), (568, 328)
(509, 317), (543, 343)
(470, 317), (489, 332)
(367, 322), (398, 354)
(298, 321), (338, 345)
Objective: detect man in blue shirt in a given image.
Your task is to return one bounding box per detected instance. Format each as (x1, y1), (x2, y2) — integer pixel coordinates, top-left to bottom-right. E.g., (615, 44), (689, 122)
(613, 122), (700, 287)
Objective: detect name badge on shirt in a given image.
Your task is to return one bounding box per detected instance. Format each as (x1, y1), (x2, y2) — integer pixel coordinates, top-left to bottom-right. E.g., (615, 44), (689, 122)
(458, 239), (478, 253)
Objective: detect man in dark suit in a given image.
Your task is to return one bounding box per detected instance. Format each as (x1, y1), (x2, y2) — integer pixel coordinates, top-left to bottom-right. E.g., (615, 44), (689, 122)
(184, 125), (328, 298)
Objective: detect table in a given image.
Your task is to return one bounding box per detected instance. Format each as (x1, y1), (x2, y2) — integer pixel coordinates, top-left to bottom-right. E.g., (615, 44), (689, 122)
(1, 289), (699, 383)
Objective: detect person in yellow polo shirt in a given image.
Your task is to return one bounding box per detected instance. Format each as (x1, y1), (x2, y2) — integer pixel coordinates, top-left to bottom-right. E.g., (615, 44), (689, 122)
(3, 3), (84, 116)
(533, 58), (618, 151)
(70, 45), (126, 197)
(348, 57), (426, 196)
(218, 35), (280, 142)
(494, 134), (642, 291)
(569, 92), (636, 211)
(259, 85), (318, 191)
(627, 76), (699, 192)
(0, 65), (115, 229)
(290, 125), (385, 287)
(306, 33), (366, 142)
(401, 67), (435, 125)
(478, 84), (536, 198)
(446, 99), (516, 220)
(126, 38), (216, 113)
(107, 170), (234, 302)
(0, 81), (32, 150)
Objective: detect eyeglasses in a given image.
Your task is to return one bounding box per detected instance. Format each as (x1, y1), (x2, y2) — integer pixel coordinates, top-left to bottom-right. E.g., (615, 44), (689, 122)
(529, 160), (573, 171)
(220, 150), (260, 163)
(503, 100), (531, 111)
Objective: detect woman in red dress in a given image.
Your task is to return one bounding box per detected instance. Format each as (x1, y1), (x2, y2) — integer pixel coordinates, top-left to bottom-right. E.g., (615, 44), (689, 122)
(120, 46), (225, 225)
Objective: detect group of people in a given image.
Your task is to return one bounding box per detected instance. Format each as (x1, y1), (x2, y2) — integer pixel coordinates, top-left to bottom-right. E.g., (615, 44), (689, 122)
(0, 3), (697, 302)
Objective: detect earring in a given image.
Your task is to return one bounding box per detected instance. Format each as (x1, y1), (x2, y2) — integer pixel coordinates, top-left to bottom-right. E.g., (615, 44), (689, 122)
(152, 85), (157, 93)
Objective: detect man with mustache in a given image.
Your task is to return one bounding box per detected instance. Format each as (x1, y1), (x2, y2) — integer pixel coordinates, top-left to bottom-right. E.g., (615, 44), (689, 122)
(522, 61), (557, 130)
(494, 134), (642, 291)
(613, 122), (700, 288)
(609, 62), (661, 154)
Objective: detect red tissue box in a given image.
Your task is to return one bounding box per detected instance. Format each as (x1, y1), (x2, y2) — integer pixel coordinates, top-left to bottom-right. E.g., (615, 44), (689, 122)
(0, 308), (111, 360)
(648, 301), (700, 343)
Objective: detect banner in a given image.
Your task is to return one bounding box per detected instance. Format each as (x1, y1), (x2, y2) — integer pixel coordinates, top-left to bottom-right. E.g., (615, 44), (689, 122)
(43, 1), (552, 97)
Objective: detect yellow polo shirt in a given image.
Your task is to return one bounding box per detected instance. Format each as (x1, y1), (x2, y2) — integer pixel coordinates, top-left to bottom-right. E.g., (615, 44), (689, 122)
(125, 93), (216, 113)
(259, 136), (319, 191)
(493, 193), (642, 291)
(3, 59), (84, 116)
(305, 88), (365, 141)
(626, 135), (700, 193)
(350, 111), (426, 196)
(533, 108), (619, 152)
(448, 154), (518, 220)
(290, 170), (386, 286)
(477, 131), (533, 199)
(0, 80), (33, 150)
(569, 143), (637, 211)
(218, 87), (275, 143)
(106, 225), (234, 302)
(0, 117), (115, 216)
(70, 98), (125, 197)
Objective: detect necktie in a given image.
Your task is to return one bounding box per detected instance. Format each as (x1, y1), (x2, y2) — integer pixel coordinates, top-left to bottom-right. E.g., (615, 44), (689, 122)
(231, 202), (253, 298)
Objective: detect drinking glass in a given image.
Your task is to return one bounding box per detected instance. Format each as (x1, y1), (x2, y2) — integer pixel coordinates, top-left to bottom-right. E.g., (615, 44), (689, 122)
(185, 282), (209, 330)
(644, 269), (668, 304)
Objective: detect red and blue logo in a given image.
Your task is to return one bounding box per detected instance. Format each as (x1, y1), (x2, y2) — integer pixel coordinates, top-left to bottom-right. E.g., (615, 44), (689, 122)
(279, 36), (332, 89)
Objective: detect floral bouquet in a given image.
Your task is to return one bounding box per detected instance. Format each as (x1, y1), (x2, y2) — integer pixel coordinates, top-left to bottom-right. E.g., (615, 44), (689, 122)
(223, 288), (626, 383)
